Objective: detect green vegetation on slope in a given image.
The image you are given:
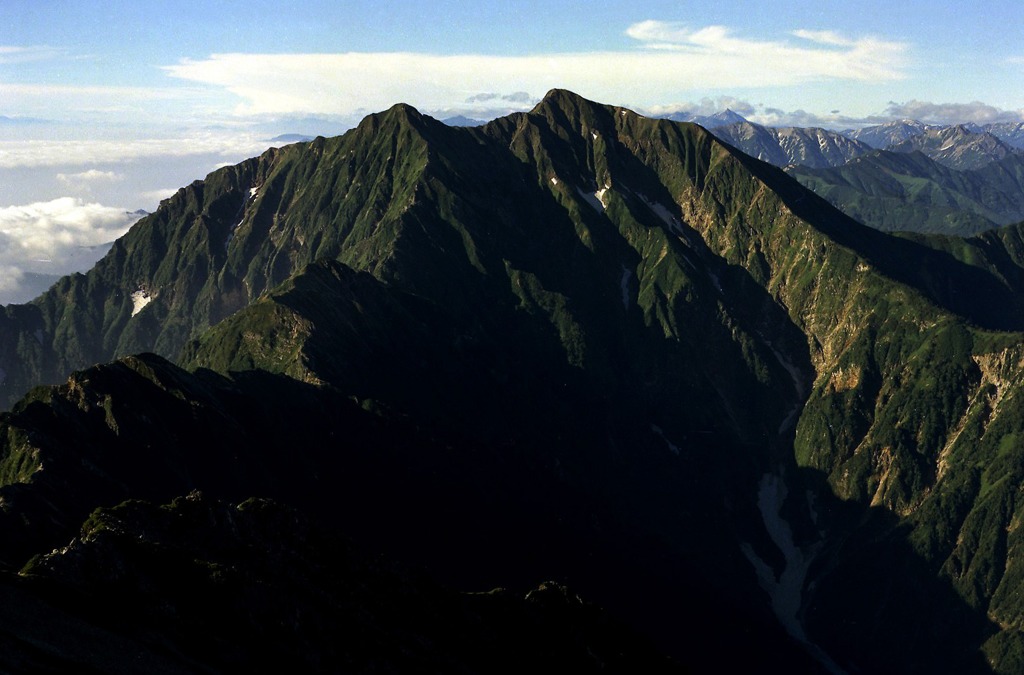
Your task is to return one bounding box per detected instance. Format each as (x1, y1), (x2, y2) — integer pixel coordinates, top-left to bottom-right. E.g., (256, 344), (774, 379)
(4, 90), (1024, 672)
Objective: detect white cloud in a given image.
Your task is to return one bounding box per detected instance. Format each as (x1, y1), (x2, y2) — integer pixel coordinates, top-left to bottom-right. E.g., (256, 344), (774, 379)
(161, 23), (908, 118)
(791, 30), (855, 47)
(55, 169), (127, 198)
(0, 197), (142, 304)
(646, 96), (758, 118)
(884, 100), (1024, 125)
(623, 20), (697, 45)
(139, 188), (179, 204)
(0, 260), (23, 297)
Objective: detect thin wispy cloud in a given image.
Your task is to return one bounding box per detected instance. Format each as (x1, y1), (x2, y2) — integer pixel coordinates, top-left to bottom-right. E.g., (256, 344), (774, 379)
(0, 45), (64, 65)
(162, 21), (909, 118)
(790, 30), (856, 47)
(57, 169), (124, 184)
(0, 135), (271, 169)
(465, 92), (533, 104)
(624, 21), (906, 80)
(0, 81), (226, 124)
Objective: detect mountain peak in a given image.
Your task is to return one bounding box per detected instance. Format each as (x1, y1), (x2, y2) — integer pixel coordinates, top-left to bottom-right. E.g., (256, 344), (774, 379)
(527, 89), (619, 137)
(538, 88), (587, 105)
(351, 100), (435, 138)
(531, 89), (604, 117)
(383, 101), (425, 123)
(709, 109), (749, 125)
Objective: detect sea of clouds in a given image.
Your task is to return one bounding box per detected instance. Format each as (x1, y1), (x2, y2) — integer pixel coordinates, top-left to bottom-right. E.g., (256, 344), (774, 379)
(0, 197), (142, 304)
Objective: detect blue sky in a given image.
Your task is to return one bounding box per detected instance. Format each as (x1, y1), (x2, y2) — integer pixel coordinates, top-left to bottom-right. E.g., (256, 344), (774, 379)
(5, 0), (1022, 128)
(0, 0), (1022, 303)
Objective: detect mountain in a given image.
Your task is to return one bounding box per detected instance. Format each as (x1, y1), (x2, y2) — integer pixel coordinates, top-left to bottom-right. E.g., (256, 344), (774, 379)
(842, 119), (933, 149)
(6, 90), (1024, 671)
(986, 121), (1024, 150)
(441, 114), (487, 127)
(842, 120), (1024, 153)
(710, 120), (874, 168)
(658, 108), (749, 129)
(269, 133), (316, 143)
(788, 149), (1024, 235)
(674, 116), (1024, 236)
(889, 124), (1022, 170)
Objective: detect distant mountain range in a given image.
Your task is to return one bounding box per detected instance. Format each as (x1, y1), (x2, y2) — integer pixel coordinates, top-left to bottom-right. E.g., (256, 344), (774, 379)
(5, 91), (1024, 671)
(711, 121), (874, 169)
(842, 118), (934, 149)
(656, 108), (749, 129)
(661, 110), (1024, 235)
(440, 114), (487, 127)
(889, 125), (1020, 170)
(789, 150), (1024, 234)
(269, 133), (316, 143)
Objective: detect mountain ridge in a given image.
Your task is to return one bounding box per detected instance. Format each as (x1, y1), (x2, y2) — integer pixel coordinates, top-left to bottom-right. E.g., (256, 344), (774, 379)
(4, 89), (1024, 671)
(788, 149), (1024, 235)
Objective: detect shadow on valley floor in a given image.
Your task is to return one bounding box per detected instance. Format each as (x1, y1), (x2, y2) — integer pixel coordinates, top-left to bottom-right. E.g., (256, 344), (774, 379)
(786, 464), (1001, 674)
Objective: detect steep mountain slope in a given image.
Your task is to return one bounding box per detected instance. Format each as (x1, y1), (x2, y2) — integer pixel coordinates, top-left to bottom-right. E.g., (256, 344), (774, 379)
(986, 121), (1024, 149)
(710, 120), (874, 168)
(5, 90), (1024, 671)
(842, 119), (933, 149)
(890, 125), (1021, 170)
(788, 150), (1024, 234)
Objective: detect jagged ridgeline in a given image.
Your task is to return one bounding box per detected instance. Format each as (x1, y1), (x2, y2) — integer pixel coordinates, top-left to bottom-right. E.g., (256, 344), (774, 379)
(4, 90), (1024, 671)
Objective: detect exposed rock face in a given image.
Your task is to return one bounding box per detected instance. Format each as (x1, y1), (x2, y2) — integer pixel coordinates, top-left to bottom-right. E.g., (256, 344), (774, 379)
(711, 120), (874, 168)
(888, 125), (1021, 171)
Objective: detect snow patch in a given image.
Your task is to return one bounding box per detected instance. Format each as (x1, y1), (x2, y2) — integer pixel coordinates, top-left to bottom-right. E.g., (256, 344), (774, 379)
(650, 424), (680, 455)
(740, 472), (843, 673)
(225, 185), (258, 251)
(707, 270), (724, 294)
(591, 131), (599, 140)
(678, 250), (698, 270)
(131, 289), (153, 317)
(619, 265), (632, 309)
(638, 194), (683, 234)
(740, 472), (840, 671)
(577, 186), (608, 213)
